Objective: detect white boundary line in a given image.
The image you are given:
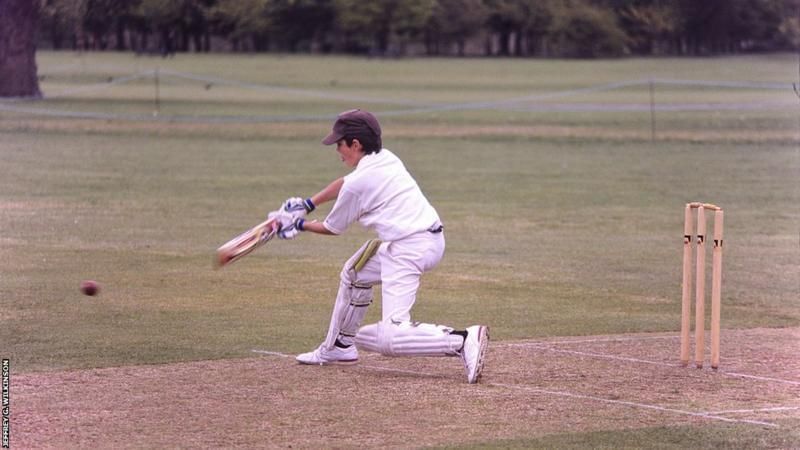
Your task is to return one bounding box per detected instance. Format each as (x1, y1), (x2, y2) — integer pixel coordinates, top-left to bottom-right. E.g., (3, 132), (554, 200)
(250, 349), (781, 428)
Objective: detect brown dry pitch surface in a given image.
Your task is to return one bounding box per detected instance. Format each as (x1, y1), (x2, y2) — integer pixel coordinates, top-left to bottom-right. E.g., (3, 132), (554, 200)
(11, 328), (800, 448)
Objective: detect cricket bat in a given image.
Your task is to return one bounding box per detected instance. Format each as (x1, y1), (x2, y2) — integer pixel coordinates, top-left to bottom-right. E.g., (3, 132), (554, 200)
(216, 217), (279, 267)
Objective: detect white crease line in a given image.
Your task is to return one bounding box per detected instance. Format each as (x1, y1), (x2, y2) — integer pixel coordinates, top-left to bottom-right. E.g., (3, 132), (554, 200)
(724, 372), (800, 386)
(250, 348), (778, 428)
(537, 347), (677, 367)
(501, 340), (680, 367)
(709, 406), (800, 415)
(251, 349), (293, 358)
(500, 335), (679, 347)
(501, 340), (800, 386)
(491, 383), (778, 428)
(252, 349), (443, 377)
(361, 364), (448, 378)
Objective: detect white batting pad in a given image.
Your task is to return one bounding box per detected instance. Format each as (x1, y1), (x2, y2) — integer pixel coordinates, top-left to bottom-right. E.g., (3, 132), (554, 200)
(323, 281), (373, 348)
(354, 320), (463, 357)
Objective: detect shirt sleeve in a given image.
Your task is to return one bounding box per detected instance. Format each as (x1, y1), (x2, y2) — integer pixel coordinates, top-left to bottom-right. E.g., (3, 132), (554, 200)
(322, 185), (361, 235)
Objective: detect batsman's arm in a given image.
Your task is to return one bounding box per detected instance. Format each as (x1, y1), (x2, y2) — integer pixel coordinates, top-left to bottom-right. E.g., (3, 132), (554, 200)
(294, 177), (348, 236)
(297, 219), (336, 235)
(309, 177), (344, 209)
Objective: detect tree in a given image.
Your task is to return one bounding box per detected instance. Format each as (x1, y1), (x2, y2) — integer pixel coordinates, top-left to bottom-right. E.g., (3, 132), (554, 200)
(730, 0), (797, 51)
(40, 0), (83, 49)
(268, 0), (336, 52)
(483, 0), (527, 55)
(551, 1), (627, 57)
(0, 0), (42, 97)
(426, 0), (488, 55)
(618, 2), (678, 55)
(481, 0), (556, 56)
(83, 0), (134, 50)
(779, 7), (800, 50)
(34, 0), (800, 57)
(674, 0), (729, 54)
(334, 0), (434, 55)
(133, 0), (210, 54)
(522, 0), (557, 56)
(178, 0), (213, 52)
(207, 0), (272, 51)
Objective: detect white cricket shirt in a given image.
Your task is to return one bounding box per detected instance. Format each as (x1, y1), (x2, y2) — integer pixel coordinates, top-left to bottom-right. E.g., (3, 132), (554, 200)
(323, 149), (440, 241)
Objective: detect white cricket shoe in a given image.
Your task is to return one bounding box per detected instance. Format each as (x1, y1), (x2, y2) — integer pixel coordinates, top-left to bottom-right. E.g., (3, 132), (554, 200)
(460, 325), (489, 383)
(296, 344), (359, 365)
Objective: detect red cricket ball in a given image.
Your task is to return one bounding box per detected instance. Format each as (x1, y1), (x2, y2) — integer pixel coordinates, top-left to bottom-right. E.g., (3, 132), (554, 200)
(80, 280), (100, 296)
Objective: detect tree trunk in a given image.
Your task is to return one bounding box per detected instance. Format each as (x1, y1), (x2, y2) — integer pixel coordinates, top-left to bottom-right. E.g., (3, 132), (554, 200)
(498, 30), (510, 55)
(116, 22), (127, 51)
(376, 30), (390, 55)
(0, 0), (41, 97)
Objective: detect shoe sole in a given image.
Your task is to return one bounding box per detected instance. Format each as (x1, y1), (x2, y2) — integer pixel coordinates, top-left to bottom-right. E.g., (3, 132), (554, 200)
(296, 357), (359, 366)
(470, 326), (489, 383)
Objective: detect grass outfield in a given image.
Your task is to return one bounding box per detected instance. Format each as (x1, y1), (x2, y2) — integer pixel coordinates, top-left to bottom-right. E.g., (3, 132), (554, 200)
(1, 52), (798, 447)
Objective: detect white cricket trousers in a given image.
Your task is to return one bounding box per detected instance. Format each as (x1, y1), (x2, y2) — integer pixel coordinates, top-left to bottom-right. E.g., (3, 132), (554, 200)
(377, 230), (444, 321)
(324, 230), (464, 357)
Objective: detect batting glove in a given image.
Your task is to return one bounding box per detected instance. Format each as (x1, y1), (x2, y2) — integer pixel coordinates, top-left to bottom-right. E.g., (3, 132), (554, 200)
(282, 197), (315, 220)
(268, 208), (294, 228)
(268, 209), (305, 240)
(279, 217), (308, 240)
(277, 223), (300, 240)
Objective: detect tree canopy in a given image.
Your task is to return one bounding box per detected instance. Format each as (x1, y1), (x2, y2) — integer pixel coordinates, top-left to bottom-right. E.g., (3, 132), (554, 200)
(36, 0), (800, 57)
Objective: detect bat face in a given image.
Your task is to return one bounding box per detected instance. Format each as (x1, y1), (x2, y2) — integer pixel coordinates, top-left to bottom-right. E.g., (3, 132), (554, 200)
(216, 217), (279, 268)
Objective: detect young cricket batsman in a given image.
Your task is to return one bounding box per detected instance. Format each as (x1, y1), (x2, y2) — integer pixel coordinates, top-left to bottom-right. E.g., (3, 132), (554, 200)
(269, 109), (488, 383)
